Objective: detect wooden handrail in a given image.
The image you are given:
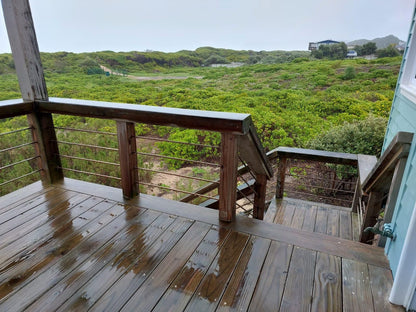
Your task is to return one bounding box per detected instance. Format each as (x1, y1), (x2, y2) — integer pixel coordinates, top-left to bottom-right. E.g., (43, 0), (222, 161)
(1, 98), (273, 222)
(275, 147), (359, 199)
(36, 97), (252, 134)
(0, 99), (31, 119)
(359, 131), (414, 244)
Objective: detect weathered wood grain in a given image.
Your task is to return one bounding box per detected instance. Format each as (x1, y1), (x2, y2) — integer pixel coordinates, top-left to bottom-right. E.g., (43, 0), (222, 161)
(342, 259), (374, 312)
(116, 121), (138, 199)
(339, 210), (352, 240)
(217, 236), (270, 312)
(118, 221), (210, 312)
(89, 218), (197, 312)
(248, 241), (293, 311)
(280, 246), (316, 312)
(368, 265), (403, 312)
(28, 210), (166, 311)
(311, 252), (342, 312)
(314, 206), (329, 234)
(184, 231), (249, 312)
(326, 209), (340, 237)
(302, 204), (318, 232)
(219, 133), (238, 222)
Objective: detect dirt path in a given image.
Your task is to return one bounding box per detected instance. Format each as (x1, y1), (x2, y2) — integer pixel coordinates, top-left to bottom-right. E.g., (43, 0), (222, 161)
(99, 65), (202, 81)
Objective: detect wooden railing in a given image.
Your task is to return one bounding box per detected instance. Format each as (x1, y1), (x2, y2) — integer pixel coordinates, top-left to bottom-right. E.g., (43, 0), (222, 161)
(0, 98), (273, 222)
(274, 147), (359, 207)
(359, 132), (413, 245)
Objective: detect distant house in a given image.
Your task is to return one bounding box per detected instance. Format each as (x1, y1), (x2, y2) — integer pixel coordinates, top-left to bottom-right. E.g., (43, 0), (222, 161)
(308, 39), (340, 51)
(346, 50), (358, 58)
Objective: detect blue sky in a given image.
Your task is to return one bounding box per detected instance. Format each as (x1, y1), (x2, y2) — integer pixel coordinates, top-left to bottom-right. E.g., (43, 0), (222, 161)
(1, 0), (415, 53)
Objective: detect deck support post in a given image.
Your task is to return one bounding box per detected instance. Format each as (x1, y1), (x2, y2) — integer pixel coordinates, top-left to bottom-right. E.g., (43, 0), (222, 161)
(2, 0), (63, 183)
(219, 132), (238, 222)
(117, 121), (139, 199)
(276, 157), (287, 199)
(253, 173), (267, 220)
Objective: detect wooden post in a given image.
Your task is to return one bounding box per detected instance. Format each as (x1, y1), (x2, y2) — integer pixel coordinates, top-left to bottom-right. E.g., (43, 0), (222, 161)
(117, 121), (139, 199)
(359, 191), (383, 243)
(378, 157), (407, 247)
(219, 133), (238, 222)
(276, 157), (287, 198)
(2, 0), (63, 183)
(253, 174), (267, 220)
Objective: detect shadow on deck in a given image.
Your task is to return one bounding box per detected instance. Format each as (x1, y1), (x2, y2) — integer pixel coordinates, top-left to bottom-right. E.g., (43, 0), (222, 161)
(0, 179), (403, 311)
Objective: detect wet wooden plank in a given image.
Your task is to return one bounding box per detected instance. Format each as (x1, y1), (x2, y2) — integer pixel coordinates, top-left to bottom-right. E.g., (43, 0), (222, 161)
(217, 236), (270, 312)
(291, 205), (306, 230)
(352, 212), (360, 242)
(326, 209), (340, 237)
(0, 182), (53, 214)
(314, 206), (328, 234)
(248, 241), (292, 311)
(311, 252), (342, 312)
(339, 210), (352, 240)
(183, 231), (249, 312)
(0, 188), (67, 225)
(263, 198), (277, 223)
(279, 202), (296, 227)
(89, 218), (196, 312)
(0, 195), (106, 293)
(152, 226), (231, 312)
(26, 209), (166, 311)
(0, 192), (91, 264)
(0, 192), (87, 240)
(368, 265), (403, 312)
(0, 201), (129, 311)
(280, 246), (316, 312)
(342, 259), (374, 312)
(302, 204), (318, 232)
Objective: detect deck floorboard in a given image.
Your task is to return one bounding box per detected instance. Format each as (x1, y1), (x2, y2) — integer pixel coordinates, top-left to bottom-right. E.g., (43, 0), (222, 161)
(0, 179), (403, 311)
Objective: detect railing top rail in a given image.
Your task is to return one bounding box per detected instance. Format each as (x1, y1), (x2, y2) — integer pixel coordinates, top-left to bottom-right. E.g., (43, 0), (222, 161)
(36, 97), (252, 134)
(362, 131), (414, 193)
(0, 99), (31, 119)
(274, 146), (358, 166)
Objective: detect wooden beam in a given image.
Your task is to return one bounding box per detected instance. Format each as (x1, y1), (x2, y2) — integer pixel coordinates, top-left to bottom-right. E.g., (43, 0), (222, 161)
(276, 147), (358, 166)
(2, 0), (63, 183)
(0, 99), (31, 118)
(219, 133), (238, 222)
(37, 98), (251, 135)
(116, 121), (139, 199)
(276, 157), (287, 199)
(253, 174), (267, 220)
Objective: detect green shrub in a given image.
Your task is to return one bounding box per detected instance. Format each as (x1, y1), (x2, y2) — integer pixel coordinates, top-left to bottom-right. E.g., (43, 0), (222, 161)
(307, 116), (387, 156)
(342, 66), (356, 80)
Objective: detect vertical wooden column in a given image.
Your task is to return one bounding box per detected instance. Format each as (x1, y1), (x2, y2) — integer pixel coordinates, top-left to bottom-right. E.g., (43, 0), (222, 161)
(117, 121), (139, 199)
(359, 191), (383, 243)
(253, 174), (267, 220)
(276, 157), (287, 198)
(219, 132), (238, 222)
(2, 0), (63, 183)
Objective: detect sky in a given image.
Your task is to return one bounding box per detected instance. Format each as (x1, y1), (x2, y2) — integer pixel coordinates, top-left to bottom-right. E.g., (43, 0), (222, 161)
(0, 0), (415, 53)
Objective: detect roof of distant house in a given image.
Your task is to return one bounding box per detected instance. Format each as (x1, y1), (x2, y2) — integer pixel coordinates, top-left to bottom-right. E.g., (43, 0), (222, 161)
(317, 40), (340, 44)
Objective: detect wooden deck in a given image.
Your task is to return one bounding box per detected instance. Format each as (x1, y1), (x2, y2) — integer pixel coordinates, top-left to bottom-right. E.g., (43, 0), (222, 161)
(0, 179), (403, 311)
(265, 197), (361, 241)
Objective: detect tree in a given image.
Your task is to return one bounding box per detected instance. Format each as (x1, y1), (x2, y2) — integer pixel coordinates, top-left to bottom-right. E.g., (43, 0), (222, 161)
(376, 45), (400, 58)
(361, 42), (377, 55)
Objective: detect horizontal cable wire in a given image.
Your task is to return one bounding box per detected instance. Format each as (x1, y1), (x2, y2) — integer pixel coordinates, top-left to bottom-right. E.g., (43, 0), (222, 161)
(55, 141), (118, 152)
(0, 127), (31, 136)
(59, 154), (120, 167)
(0, 156), (40, 171)
(139, 181), (218, 200)
(137, 167), (218, 184)
(55, 127), (117, 136)
(0, 170), (41, 187)
(136, 151), (220, 167)
(136, 135), (220, 149)
(59, 167), (121, 181)
(0, 142), (36, 154)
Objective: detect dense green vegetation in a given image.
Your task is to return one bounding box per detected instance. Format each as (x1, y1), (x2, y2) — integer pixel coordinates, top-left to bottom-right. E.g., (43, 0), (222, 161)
(0, 49), (402, 194)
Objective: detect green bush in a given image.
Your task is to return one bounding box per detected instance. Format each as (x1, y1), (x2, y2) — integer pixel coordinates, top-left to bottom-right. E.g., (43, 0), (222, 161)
(342, 66), (356, 80)
(307, 116), (387, 156)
